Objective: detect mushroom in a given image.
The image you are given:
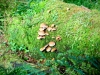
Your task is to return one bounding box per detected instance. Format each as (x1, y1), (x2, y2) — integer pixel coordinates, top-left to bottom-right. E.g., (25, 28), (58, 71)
(49, 41), (55, 47)
(40, 44), (48, 51)
(40, 47), (46, 51)
(51, 24), (55, 28)
(38, 31), (45, 36)
(40, 23), (48, 29)
(37, 36), (41, 40)
(46, 46), (51, 52)
(39, 28), (46, 31)
(51, 48), (57, 52)
(47, 27), (52, 31)
(56, 36), (61, 41)
(37, 35), (45, 40)
(44, 44), (49, 49)
(41, 36), (45, 39)
(52, 28), (56, 31)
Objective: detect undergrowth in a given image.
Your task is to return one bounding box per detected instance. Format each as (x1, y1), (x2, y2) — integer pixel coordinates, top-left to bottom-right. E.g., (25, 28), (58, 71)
(63, 0), (100, 11)
(0, 55), (100, 75)
(1, 0), (100, 75)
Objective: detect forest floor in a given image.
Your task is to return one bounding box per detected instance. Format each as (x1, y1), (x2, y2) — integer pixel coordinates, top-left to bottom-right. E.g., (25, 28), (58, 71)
(0, 0), (100, 74)
(0, 31), (22, 68)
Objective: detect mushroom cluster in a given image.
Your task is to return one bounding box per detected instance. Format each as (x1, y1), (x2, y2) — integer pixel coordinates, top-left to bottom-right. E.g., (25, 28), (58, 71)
(37, 23), (57, 40)
(40, 41), (57, 52)
(37, 23), (49, 40)
(38, 23), (62, 52)
(47, 24), (57, 32)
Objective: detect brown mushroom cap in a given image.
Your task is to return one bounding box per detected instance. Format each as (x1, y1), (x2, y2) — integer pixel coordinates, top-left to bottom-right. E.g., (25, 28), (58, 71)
(46, 46), (51, 52)
(40, 44), (48, 51)
(40, 47), (46, 51)
(38, 31), (45, 36)
(39, 28), (46, 31)
(49, 41), (55, 47)
(44, 44), (49, 49)
(51, 48), (57, 52)
(40, 23), (48, 29)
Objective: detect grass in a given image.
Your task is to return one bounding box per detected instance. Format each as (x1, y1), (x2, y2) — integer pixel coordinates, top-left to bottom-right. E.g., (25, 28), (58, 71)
(64, 0), (100, 11)
(7, 0), (100, 58)
(0, 0), (100, 74)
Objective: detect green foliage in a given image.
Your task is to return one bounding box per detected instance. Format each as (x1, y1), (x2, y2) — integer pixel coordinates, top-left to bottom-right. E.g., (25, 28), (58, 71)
(39, 53), (100, 75)
(0, 2), (4, 30)
(64, 0), (100, 11)
(0, 64), (47, 75)
(59, 54), (100, 74)
(7, 0), (100, 58)
(7, 0), (47, 53)
(8, 63), (46, 75)
(65, 11), (100, 57)
(14, 0), (47, 16)
(0, 66), (7, 75)
(0, 55), (100, 75)
(0, 0), (16, 31)
(3, 0), (100, 74)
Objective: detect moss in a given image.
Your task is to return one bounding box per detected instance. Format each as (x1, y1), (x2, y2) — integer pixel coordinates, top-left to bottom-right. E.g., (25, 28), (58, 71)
(6, 0), (100, 60)
(0, 0), (99, 74)
(0, 52), (23, 68)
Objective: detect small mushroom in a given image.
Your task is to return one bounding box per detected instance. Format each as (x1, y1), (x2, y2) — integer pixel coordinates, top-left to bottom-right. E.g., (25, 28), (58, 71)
(56, 36), (61, 41)
(39, 28), (46, 31)
(37, 36), (41, 40)
(40, 44), (48, 51)
(38, 31), (45, 36)
(47, 27), (52, 31)
(52, 28), (56, 31)
(51, 48), (57, 52)
(40, 47), (46, 51)
(46, 46), (51, 52)
(44, 44), (49, 49)
(51, 24), (55, 28)
(40, 23), (48, 29)
(49, 41), (55, 47)
(37, 35), (45, 40)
